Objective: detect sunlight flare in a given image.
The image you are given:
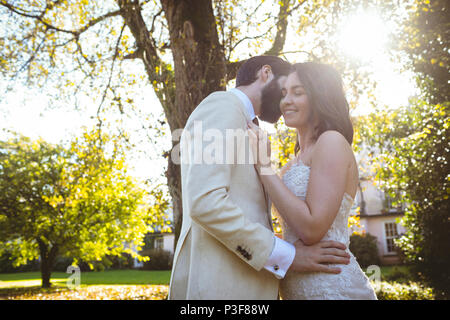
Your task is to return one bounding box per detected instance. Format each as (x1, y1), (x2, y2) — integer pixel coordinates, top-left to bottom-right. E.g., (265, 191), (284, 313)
(338, 11), (389, 61)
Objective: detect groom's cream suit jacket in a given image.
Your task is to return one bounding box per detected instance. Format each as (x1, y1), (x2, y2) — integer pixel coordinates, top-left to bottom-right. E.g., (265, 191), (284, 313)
(168, 91), (279, 300)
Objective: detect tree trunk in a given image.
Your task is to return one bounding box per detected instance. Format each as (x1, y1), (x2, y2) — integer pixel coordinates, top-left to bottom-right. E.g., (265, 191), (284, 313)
(41, 261), (52, 289)
(121, 0), (289, 249)
(160, 0), (227, 247)
(38, 240), (58, 289)
(166, 152), (182, 248)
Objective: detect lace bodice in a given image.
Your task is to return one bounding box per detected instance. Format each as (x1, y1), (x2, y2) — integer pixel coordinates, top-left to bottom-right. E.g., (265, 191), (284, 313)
(280, 159), (354, 246)
(278, 159), (377, 300)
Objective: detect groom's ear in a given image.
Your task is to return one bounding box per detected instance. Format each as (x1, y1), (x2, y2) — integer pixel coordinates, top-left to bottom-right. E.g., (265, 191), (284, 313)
(259, 65), (273, 83)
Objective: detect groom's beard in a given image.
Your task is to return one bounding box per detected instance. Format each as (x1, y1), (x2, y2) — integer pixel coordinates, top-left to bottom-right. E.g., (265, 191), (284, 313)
(259, 78), (283, 124)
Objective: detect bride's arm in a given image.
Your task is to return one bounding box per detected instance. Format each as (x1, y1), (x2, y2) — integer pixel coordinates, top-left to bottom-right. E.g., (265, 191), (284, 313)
(251, 128), (351, 245)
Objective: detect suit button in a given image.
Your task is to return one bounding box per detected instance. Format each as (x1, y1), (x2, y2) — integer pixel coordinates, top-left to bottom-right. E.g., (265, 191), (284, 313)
(273, 265), (279, 271)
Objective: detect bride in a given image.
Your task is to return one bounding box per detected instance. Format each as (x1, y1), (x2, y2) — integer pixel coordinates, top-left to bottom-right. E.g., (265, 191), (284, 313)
(248, 62), (377, 300)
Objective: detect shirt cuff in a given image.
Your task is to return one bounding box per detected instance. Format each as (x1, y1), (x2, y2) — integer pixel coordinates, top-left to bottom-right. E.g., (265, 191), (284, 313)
(263, 236), (296, 279)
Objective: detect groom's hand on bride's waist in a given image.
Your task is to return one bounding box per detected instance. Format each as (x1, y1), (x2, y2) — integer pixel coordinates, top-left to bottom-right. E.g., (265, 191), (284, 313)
(289, 239), (351, 274)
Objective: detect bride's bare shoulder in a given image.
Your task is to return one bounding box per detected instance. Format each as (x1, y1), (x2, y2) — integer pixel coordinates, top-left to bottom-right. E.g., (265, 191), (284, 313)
(311, 130), (356, 178)
(314, 130), (353, 158)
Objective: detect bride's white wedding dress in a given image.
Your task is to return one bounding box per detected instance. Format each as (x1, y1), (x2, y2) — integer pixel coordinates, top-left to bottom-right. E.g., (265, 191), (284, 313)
(278, 159), (377, 300)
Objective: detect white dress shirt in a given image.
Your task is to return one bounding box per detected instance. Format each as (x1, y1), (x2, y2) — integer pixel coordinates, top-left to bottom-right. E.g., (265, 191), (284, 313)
(230, 88), (296, 279)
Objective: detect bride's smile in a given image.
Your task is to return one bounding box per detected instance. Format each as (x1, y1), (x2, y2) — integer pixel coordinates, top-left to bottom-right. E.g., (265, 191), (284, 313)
(280, 72), (314, 129)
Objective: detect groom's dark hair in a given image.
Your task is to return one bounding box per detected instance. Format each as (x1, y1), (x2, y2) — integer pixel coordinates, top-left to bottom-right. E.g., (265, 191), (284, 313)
(236, 55), (291, 87)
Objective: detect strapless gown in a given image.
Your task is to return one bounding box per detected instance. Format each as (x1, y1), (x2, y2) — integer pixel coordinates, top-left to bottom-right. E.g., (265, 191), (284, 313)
(278, 160), (377, 300)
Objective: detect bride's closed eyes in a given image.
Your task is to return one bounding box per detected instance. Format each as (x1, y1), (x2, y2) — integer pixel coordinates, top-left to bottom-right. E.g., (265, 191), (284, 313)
(281, 85), (305, 98)
(291, 85), (305, 96)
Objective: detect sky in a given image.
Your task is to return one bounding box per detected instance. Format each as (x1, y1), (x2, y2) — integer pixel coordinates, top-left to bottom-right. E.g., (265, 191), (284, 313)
(0, 6), (418, 184)
(335, 10), (418, 113)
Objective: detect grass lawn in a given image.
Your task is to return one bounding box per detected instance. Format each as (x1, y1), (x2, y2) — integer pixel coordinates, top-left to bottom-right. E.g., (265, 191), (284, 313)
(1, 266), (411, 289)
(362, 264), (416, 282)
(379, 265), (409, 277)
(1, 266), (412, 287)
(0, 269), (171, 289)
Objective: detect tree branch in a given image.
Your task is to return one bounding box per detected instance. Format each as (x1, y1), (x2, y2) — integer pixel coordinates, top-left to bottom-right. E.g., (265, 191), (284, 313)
(96, 23), (127, 133)
(225, 0), (301, 82)
(0, 1), (77, 35)
(1, 1), (122, 37)
(123, 47), (143, 60)
(117, 0), (161, 81)
(225, 60), (246, 84)
(76, 9), (123, 35)
(16, 29), (48, 75)
(117, 0), (174, 110)
(264, 0), (292, 56)
(279, 49), (319, 62)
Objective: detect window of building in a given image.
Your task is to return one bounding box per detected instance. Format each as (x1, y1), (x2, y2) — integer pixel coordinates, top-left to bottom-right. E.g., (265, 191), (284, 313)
(155, 237), (164, 250)
(384, 222), (399, 253)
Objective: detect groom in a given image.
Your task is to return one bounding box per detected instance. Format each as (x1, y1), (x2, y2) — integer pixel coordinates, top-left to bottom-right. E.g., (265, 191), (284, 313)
(169, 56), (350, 300)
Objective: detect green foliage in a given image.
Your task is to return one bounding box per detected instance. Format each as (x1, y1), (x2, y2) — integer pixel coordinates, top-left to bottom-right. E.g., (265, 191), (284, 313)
(272, 119), (298, 170)
(372, 281), (435, 300)
(51, 254), (134, 272)
(349, 233), (380, 269)
(355, 100), (450, 298)
(355, 0), (449, 298)
(140, 249), (173, 271)
(0, 252), (40, 273)
(398, 0), (449, 104)
(383, 266), (415, 284)
(104, 253), (135, 271)
(0, 129), (167, 286)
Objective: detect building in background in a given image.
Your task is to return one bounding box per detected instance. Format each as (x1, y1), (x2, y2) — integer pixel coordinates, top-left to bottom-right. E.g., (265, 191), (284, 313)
(145, 231), (175, 252)
(356, 178), (406, 265)
(132, 231), (175, 268)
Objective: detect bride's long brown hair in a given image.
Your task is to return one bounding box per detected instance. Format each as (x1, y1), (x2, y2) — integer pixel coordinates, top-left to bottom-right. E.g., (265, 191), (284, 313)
(291, 62), (354, 154)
